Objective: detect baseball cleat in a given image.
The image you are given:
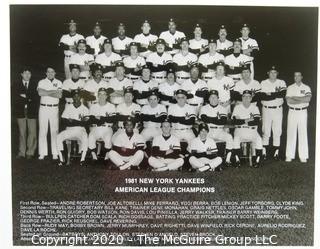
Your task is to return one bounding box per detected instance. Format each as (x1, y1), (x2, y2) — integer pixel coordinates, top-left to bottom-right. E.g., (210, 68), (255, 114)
(234, 160), (241, 168)
(57, 161), (64, 167)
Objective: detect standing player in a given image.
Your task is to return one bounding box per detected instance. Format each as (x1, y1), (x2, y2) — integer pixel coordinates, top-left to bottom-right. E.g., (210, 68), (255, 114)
(37, 67), (62, 160)
(108, 117), (145, 170)
(189, 24), (208, 56)
(199, 90), (233, 165)
(107, 61), (133, 106)
(198, 39), (225, 82)
(260, 66), (287, 160)
(62, 64), (85, 105)
(69, 39), (94, 81)
(158, 68), (180, 108)
(188, 123), (223, 172)
(88, 88), (116, 161)
(231, 90), (263, 168)
(133, 65), (158, 106)
(239, 24), (259, 57)
(225, 39), (254, 83)
(56, 90), (89, 166)
(216, 25), (233, 57)
(140, 91), (167, 142)
(148, 119), (184, 171)
(172, 37), (197, 84)
(146, 38), (173, 84)
(112, 23), (133, 57)
(123, 42), (146, 82)
(134, 20), (158, 58)
(86, 22), (107, 57)
(285, 72), (312, 163)
(159, 18), (186, 55)
(59, 20), (84, 79)
(207, 62), (234, 113)
(95, 38), (122, 82)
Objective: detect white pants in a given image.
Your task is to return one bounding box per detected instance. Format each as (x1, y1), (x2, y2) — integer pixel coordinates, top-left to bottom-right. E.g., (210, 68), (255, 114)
(262, 106), (283, 146)
(233, 128), (262, 150)
(286, 109), (308, 160)
(208, 128), (233, 150)
(64, 56), (72, 79)
(108, 150), (144, 167)
(88, 126), (113, 150)
(189, 156), (222, 171)
(38, 106), (59, 157)
(141, 127), (162, 141)
(172, 129), (195, 144)
(148, 157), (184, 171)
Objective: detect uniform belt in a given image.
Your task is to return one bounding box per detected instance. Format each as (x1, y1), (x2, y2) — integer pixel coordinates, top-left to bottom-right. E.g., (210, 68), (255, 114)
(236, 126), (256, 129)
(41, 104), (58, 107)
(232, 77), (241, 81)
(209, 126), (224, 129)
(91, 124), (112, 128)
(65, 55), (72, 58)
(173, 128), (192, 131)
(189, 103), (199, 106)
(289, 107), (307, 111)
(127, 76), (139, 80)
(263, 105), (282, 109)
(103, 76), (112, 79)
(203, 76), (213, 79)
(152, 76), (165, 79)
(176, 76), (190, 79)
(79, 76), (88, 79)
(66, 102), (73, 104)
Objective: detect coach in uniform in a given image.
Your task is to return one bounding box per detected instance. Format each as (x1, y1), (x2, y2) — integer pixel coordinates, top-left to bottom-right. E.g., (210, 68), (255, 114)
(86, 22), (107, 57)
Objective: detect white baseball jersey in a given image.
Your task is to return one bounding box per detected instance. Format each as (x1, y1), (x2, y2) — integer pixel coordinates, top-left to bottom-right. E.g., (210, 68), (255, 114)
(85, 35), (107, 56)
(216, 39), (233, 51)
(89, 102), (116, 117)
(70, 53), (94, 78)
(112, 36), (133, 51)
(189, 38), (208, 51)
(286, 83), (312, 109)
(232, 103), (260, 124)
(134, 33), (158, 57)
(116, 102), (141, 128)
(107, 78), (133, 90)
(225, 53), (253, 81)
(62, 78), (85, 103)
(180, 79), (208, 105)
(83, 79), (108, 97)
(158, 82), (180, 106)
(112, 131), (145, 149)
(207, 76), (234, 102)
(168, 103), (196, 130)
(141, 104), (167, 128)
(159, 30), (185, 49)
(61, 104), (89, 124)
(173, 52), (197, 78)
(188, 137), (218, 154)
(261, 79), (287, 106)
(198, 52), (225, 79)
(234, 79), (261, 96)
(152, 134), (181, 151)
(239, 37), (259, 50)
(37, 78), (63, 105)
(146, 52), (173, 78)
(123, 56), (146, 79)
(59, 33), (85, 56)
(199, 104), (227, 127)
(133, 79), (159, 105)
(95, 52), (122, 67)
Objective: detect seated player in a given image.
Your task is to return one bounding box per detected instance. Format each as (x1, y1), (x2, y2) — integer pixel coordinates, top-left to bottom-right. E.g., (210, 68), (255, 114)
(88, 88), (116, 162)
(148, 119), (184, 171)
(108, 117), (145, 170)
(188, 123), (223, 172)
(62, 64), (85, 105)
(231, 90), (263, 168)
(140, 91), (167, 142)
(123, 42), (146, 82)
(56, 90), (89, 166)
(158, 68), (179, 108)
(199, 90), (233, 166)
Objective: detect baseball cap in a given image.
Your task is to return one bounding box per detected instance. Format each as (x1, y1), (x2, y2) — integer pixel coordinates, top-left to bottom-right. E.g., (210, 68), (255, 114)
(167, 67), (175, 74)
(142, 20), (150, 25)
(234, 38), (242, 44)
(169, 18), (175, 23)
(118, 23), (125, 28)
(148, 90), (159, 98)
(175, 89), (188, 96)
(242, 23), (250, 29)
(189, 63), (200, 71)
(216, 61), (225, 68)
(90, 63), (103, 72)
(241, 64), (251, 72)
(124, 88), (134, 95)
(103, 38), (112, 45)
(208, 90), (219, 97)
(98, 87), (108, 94)
(77, 39), (87, 45)
(71, 89), (81, 96)
(161, 117), (171, 125)
(114, 61), (125, 68)
(69, 64), (80, 71)
(198, 123), (209, 132)
(208, 38), (216, 44)
(123, 116), (136, 126)
(179, 37), (189, 45)
(155, 38), (166, 45)
(219, 25), (227, 30)
(268, 65), (278, 73)
(94, 22), (101, 28)
(67, 19), (77, 25)
(194, 23), (202, 29)
(141, 64), (151, 71)
(242, 90), (252, 96)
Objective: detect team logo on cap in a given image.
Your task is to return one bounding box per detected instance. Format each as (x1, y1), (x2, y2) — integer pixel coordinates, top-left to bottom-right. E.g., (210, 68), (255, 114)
(103, 38), (112, 45)
(77, 39), (86, 45)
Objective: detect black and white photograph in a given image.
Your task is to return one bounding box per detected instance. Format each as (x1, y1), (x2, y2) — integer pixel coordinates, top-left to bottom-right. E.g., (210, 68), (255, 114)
(4, 2), (319, 247)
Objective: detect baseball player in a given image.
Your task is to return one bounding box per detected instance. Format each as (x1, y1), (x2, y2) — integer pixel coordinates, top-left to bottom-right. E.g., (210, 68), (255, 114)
(225, 38), (254, 83)
(146, 38), (173, 84)
(172, 37), (198, 84)
(107, 61), (133, 105)
(260, 66), (287, 160)
(123, 42), (146, 82)
(198, 39), (225, 82)
(158, 68), (179, 108)
(216, 25), (233, 57)
(59, 20), (84, 79)
(188, 24), (209, 56)
(108, 117), (145, 170)
(180, 64), (208, 113)
(285, 72), (312, 163)
(112, 23), (133, 57)
(56, 89), (89, 166)
(159, 18), (186, 55)
(88, 88), (116, 161)
(168, 89), (196, 145)
(140, 91), (167, 141)
(188, 123), (223, 172)
(86, 22), (107, 57)
(148, 119), (184, 171)
(206, 62), (234, 113)
(239, 24), (259, 57)
(133, 65), (158, 106)
(37, 67), (62, 160)
(231, 90), (263, 168)
(233, 65), (261, 104)
(62, 64), (85, 105)
(69, 39), (94, 81)
(95, 38), (122, 82)
(133, 20), (158, 58)
(199, 90), (233, 165)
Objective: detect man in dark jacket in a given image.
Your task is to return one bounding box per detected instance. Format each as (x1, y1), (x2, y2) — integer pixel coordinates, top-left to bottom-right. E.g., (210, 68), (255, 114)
(13, 67), (39, 159)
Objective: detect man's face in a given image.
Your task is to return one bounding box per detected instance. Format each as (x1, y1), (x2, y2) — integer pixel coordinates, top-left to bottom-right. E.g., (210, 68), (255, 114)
(142, 23), (151, 34)
(242, 94), (252, 106)
(294, 72), (303, 83)
(98, 91), (107, 104)
(181, 41), (189, 51)
(190, 67), (199, 79)
(130, 46), (138, 56)
(208, 42), (217, 53)
(71, 68), (80, 79)
(161, 122), (171, 134)
(94, 70), (103, 79)
(156, 44), (165, 53)
(46, 68), (56, 79)
(209, 94), (219, 106)
(73, 93), (81, 106)
(241, 27), (250, 37)
(168, 22), (176, 33)
(115, 66), (125, 77)
(216, 65), (225, 76)
(268, 70), (278, 81)
(242, 69), (251, 80)
(199, 129), (208, 140)
(103, 43), (112, 52)
(167, 72), (175, 83)
(194, 27), (202, 36)
(93, 26), (102, 36)
(125, 121), (134, 133)
(176, 94), (187, 106)
(69, 23), (77, 33)
(142, 68), (151, 79)
(218, 28), (227, 39)
(118, 26), (125, 36)
(77, 43), (86, 53)
(233, 41), (242, 52)
(124, 92), (133, 104)
(148, 95), (158, 107)
(21, 70), (31, 81)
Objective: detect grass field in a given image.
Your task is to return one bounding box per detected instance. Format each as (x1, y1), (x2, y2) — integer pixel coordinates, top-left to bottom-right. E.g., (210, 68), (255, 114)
(12, 156), (314, 246)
